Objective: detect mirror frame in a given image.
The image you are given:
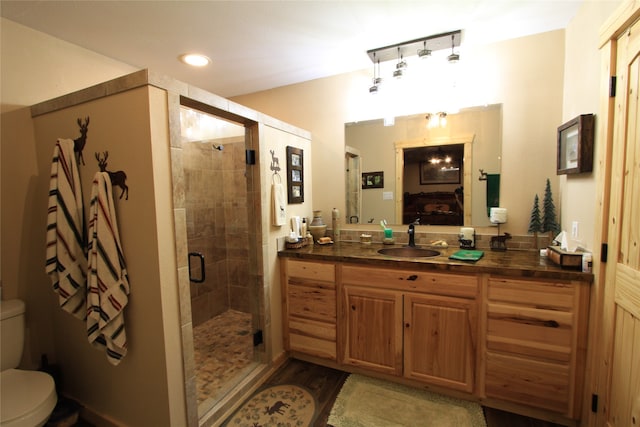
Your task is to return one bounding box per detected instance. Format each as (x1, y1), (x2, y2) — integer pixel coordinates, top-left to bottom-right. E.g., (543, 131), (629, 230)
(394, 134), (475, 225)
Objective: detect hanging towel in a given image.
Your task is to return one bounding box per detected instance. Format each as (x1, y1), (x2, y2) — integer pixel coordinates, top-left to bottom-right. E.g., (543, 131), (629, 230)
(486, 173), (500, 216)
(87, 172), (130, 365)
(45, 138), (87, 320)
(272, 175), (287, 226)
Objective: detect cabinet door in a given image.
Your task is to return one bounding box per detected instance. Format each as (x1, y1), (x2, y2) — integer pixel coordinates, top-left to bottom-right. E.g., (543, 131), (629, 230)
(404, 293), (476, 392)
(341, 285), (403, 376)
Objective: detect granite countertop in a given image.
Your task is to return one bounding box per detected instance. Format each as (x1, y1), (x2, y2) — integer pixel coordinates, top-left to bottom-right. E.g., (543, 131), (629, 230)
(278, 241), (593, 282)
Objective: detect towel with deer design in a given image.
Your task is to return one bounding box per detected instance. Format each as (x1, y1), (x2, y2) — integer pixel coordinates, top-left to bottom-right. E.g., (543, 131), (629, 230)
(46, 138), (88, 320)
(87, 172), (130, 365)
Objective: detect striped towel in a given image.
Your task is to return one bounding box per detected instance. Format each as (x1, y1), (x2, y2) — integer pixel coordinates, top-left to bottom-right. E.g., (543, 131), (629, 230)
(45, 138), (87, 320)
(87, 172), (130, 365)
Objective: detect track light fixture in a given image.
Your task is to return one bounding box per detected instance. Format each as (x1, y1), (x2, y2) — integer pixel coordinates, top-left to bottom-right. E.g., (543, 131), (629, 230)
(366, 30), (461, 94)
(369, 52), (382, 94)
(417, 41), (432, 59)
(393, 47), (407, 79)
(447, 34), (460, 63)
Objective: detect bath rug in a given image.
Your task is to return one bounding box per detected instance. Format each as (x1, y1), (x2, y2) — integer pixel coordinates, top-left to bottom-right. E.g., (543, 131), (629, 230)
(328, 374), (486, 427)
(223, 384), (317, 426)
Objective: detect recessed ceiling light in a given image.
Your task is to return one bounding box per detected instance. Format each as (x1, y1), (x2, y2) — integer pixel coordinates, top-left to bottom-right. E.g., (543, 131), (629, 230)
(179, 53), (210, 67)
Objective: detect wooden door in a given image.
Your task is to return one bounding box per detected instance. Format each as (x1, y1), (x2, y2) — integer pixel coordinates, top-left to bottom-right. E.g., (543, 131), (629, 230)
(341, 285), (403, 376)
(403, 293), (476, 392)
(596, 9), (640, 427)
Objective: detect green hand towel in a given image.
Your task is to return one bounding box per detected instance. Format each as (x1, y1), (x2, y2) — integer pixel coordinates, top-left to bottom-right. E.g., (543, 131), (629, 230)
(449, 250), (484, 261)
(486, 174), (500, 216)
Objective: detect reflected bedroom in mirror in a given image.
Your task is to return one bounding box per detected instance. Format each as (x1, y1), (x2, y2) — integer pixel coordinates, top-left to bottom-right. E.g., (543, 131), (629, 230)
(345, 104), (502, 228)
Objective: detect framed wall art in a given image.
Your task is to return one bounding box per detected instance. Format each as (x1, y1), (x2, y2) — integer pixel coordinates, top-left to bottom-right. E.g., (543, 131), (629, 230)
(557, 113), (594, 175)
(419, 161), (460, 185)
(286, 146), (304, 203)
(362, 171), (384, 189)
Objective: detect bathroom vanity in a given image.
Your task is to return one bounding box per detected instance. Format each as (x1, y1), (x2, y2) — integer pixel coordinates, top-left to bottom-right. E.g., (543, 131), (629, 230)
(279, 242), (592, 425)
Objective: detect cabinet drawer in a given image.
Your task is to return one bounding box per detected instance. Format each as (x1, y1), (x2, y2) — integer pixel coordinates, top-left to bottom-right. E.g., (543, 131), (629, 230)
(485, 351), (570, 414)
(289, 317), (337, 360)
(286, 259), (335, 282)
(488, 277), (576, 311)
(288, 283), (336, 322)
(487, 302), (573, 362)
(342, 265), (477, 298)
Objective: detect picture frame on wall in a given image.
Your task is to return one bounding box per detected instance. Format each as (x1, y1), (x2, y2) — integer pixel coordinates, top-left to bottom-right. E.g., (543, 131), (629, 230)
(420, 161), (461, 185)
(362, 171), (384, 189)
(286, 146), (304, 203)
(557, 114), (594, 175)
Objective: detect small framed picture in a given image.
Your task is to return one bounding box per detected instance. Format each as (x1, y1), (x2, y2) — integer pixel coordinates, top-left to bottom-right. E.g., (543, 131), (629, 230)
(286, 146), (304, 203)
(419, 161), (460, 185)
(362, 171), (384, 189)
(557, 114), (594, 175)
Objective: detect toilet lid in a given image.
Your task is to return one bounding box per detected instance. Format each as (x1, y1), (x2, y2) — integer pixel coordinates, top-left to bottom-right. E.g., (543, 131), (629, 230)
(1, 369), (57, 424)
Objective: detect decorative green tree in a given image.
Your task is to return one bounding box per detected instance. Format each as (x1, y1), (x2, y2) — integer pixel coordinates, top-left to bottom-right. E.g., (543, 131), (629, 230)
(528, 194), (542, 248)
(542, 178), (560, 239)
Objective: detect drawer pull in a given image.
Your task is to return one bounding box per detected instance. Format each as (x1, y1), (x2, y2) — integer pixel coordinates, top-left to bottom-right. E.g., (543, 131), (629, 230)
(351, 305), (356, 311)
(406, 275), (418, 281)
(543, 320), (560, 328)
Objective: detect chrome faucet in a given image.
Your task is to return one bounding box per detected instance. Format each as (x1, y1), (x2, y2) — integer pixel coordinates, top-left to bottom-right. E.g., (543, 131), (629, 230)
(407, 223), (416, 247)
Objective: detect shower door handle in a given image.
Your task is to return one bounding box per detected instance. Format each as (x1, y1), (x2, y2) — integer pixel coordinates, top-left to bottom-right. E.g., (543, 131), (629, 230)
(188, 252), (205, 283)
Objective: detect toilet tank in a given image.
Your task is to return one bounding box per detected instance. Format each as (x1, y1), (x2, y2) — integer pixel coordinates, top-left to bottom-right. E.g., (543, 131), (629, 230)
(1, 299), (26, 371)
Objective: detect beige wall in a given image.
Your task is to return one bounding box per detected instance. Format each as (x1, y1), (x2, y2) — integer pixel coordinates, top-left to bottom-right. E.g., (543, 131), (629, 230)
(1, 18), (137, 298)
(0, 18), (137, 114)
(21, 87), (181, 426)
(560, 1), (622, 251)
(232, 31), (566, 236)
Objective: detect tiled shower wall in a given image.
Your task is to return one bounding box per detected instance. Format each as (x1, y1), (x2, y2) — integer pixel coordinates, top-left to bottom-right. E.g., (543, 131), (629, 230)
(184, 136), (250, 327)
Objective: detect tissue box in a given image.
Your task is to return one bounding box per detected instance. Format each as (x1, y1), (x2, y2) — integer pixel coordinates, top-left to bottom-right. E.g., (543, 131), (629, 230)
(547, 246), (583, 269)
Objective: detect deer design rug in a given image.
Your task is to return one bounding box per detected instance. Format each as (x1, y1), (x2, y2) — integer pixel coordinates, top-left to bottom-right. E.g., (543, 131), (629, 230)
(223, 384), (316, 426)
(328, 374), (486, 427)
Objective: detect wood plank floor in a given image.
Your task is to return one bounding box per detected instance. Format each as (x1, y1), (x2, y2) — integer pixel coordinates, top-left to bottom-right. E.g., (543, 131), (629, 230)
(254, 358), (565, 427)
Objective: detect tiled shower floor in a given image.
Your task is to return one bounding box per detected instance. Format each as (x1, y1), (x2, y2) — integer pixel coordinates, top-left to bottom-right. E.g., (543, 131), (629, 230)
(192, 309), (255, 410)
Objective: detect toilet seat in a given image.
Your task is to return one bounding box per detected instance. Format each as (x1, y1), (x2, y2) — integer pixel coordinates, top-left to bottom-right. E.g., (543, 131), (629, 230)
(1, 369), (57, 427)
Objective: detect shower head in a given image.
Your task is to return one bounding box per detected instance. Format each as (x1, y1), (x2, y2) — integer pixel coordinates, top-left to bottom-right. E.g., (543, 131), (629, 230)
(212, 144), (224, 151)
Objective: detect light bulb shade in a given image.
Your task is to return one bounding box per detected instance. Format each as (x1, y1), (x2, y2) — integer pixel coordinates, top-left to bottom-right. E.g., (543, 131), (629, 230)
(490, 208), (508, 224)
(396, 60), (407, 70)
(393, 69), (404, 79)
(417, 49), (432, 58)
(369, 84), (379, 94)
(448, 52), (460, 63)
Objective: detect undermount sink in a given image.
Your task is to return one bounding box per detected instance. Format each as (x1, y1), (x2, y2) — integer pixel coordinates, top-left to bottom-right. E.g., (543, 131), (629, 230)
(377, 247), (441, 258)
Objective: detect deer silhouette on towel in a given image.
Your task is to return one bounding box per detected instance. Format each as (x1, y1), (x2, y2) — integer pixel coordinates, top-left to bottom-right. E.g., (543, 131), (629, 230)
(95, 152), (129, 200)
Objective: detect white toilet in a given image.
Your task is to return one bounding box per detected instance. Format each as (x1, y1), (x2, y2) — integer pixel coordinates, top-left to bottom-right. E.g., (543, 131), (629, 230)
(1, 299), (57, 427)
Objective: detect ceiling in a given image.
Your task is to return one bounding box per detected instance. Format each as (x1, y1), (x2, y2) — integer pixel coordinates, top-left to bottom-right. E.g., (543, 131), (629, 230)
(1, 0), (587, 98)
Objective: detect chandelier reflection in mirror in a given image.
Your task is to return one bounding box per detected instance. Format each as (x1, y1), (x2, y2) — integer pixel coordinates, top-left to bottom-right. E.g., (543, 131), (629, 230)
(367, 29), (461, 94)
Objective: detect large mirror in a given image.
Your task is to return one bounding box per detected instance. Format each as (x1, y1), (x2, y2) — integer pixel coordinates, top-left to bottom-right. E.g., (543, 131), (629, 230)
(345, 104), (502, 227)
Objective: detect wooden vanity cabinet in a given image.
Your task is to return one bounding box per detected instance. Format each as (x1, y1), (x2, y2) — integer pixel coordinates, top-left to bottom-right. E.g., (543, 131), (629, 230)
(282, 259), (337, 360)
(340, 265), (479, 392)
(484, 276), (590, 420)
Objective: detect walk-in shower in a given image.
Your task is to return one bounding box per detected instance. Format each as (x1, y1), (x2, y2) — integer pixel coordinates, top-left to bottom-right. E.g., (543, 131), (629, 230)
(178, 105), (264, 417)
